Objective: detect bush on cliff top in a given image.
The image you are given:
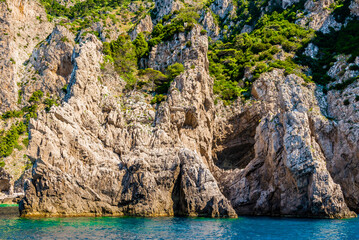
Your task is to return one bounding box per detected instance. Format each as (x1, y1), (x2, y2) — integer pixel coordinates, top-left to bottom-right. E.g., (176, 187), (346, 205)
(0, 122), (27, 159)
(133, 33), (149, 59)
(149, 9), (200, 47)
(103, 34), (138, 84)
(40, 0), (130, 19)
(208, 10), (313, 103)
(296, 20), (359, 85)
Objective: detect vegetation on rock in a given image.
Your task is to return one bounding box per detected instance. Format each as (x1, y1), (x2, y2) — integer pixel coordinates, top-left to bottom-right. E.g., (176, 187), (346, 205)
(0, 122), (27, 159)
(149, 8), (200, 47)
(103, 34), (138, 84)
(297, 20), (359, 85)
(209, 10), (313, 103)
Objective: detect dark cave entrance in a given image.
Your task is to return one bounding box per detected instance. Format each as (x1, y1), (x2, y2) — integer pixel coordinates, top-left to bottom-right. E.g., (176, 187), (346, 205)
(213, 110), (260, 170)
(57, 54), (73, 79)
(215, 142), (255, 170)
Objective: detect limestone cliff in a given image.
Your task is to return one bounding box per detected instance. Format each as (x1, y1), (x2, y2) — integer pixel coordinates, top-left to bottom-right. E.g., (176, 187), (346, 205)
(20, 25), (236, 218)
(216, 70), (354, 218)
(0, 0), (53, 112)
(0, 0), (358, 219)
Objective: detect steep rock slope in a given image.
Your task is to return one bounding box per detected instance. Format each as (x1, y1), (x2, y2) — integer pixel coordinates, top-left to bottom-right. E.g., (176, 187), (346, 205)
(0, 0), (53, 112)
(313, 57), (359, 212)
(0, 0), (54, 197)
(0, 0), (358, 219)
(216, 70), (354, 218)
(20, 25), (236, 218)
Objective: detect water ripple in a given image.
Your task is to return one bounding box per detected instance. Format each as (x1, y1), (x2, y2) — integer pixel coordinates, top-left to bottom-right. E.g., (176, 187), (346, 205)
(0, 216), (358, 240)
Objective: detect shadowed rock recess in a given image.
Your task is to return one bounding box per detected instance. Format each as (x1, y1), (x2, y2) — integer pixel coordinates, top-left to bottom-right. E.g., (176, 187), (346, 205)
(0, 0), (358, 219)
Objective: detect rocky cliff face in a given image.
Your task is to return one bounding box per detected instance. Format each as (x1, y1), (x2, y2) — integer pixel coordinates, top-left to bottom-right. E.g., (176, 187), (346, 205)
(314, 57), (359, 213)
(0, 168), (11, 193)
(215, 70), (354, 218)
(20, 25), (236, 218)
(130, 15), (153, 40)
(153, 0), (184, 23)
(210, 0), (234, 20)
(0, 0), (358, 219)
(0, 0), (53, 112)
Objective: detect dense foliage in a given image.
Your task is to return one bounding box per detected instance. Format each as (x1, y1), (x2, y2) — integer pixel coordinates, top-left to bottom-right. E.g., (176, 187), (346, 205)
(148, 8), (200, 48)
(149, 63), (185, 104)
(155, 63), (185, 94)
(297, 20), (359, 85)
(0, 122), (27, 159)
(39, 0), (129, 19)
(332, 0), (352, 23)
(209, 11), (313, 103)
(133, 33), (149, 59)
(0, 89), (48, 165)
(103, 35), (138, 84)
(103, 32), (185, 103)
(38, 0), (148, 33)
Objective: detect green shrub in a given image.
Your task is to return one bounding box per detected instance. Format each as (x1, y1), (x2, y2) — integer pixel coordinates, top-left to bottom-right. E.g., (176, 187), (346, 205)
(1, 110), (23, 120)
(44, 98), (59, 112)
(148, 37), (162, 48)
(29, 90), (44, 103)
(39, 0), (127, 20)
(149, 9), (200, 47)
(167, 63), (185, 80)
(61, 84), (68, 93)
(213, 79), (246, 104)
(22, 104), (38, 124)
(18, 90), (23, 104)
(253, 63), (268, 79)
(139, 68), (168, 84)
(297, 21), (359, 86)
(22, 138), (29, 147)
(200, 29), (207, 35)
(0, 122), (27, 158)
(152, 24), (164, 37)
(150, 63), (185, 94)
(208, 10), (313, 102)
(103, 34), (137, 83)
(137, 64), (185, 95)
(151, 94), (166, 104)
(332, 0), (351, 23)
(133, 33), (149, 59)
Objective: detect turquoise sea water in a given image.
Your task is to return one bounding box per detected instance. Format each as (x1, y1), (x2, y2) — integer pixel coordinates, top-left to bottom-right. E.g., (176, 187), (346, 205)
(0, 204), (18, 207)
(0, 216), (359, 240)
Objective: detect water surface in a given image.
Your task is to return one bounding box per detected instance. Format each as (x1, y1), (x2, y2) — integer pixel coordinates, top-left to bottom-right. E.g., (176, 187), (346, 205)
(0, 216), (358, 239)
(0, 204), (18, 207)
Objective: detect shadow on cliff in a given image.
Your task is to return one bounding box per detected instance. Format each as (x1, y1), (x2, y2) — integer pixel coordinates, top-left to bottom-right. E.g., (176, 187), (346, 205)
(171, 170), (185, 216)
(213, 109), (261, 170)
